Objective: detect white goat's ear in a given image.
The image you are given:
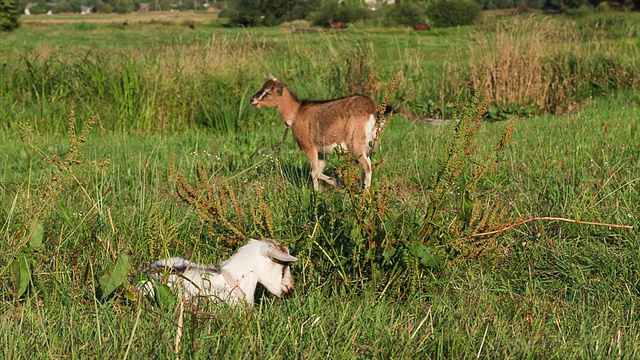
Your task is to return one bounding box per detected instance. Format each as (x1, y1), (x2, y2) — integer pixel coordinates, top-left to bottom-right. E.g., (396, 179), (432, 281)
(268, 72), (277, 81)
(267, 248), (298, 263)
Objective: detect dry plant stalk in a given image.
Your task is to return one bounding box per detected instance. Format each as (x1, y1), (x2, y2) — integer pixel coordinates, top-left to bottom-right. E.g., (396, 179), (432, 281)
(170, 161), (279, 246)
(469, 17), (579, 112)
(469, 216), (633, 238)
(170, 161), (246, 246)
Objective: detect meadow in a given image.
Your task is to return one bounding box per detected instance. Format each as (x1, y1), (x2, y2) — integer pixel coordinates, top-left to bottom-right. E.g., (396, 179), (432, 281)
(1, 10), (639, 358)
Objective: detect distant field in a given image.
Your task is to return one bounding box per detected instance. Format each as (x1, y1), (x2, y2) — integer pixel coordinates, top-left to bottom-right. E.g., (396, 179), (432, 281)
(1, 11), (639, 358)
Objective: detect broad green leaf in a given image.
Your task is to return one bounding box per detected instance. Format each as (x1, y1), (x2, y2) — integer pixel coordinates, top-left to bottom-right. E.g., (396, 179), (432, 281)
(99, 253), (132, 299)
(29, 221), (44, 248)
(57, 200), (73, 227)
(408, 243), (442, 268)
(155, 284), (176, 309)
(14, 253), (32, 298)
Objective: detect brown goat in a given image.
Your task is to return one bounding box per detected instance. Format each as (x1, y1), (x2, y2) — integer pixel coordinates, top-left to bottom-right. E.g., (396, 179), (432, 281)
(327, 21), (347, 29)
(251, 74), (379, 190)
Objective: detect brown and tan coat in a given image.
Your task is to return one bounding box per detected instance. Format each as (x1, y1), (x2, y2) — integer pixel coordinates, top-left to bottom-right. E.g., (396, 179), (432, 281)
(251, 74), (379, 190)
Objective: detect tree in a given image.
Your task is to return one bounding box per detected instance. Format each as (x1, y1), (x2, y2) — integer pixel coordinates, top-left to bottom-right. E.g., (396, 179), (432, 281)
(226, 0), (320, 27)
(428, 0), (482, 28)
(113, 0), (134, 13)
(0, 0), (20, 32)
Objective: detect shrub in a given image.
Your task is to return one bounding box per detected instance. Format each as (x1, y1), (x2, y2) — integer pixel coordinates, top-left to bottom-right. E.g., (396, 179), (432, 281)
(52, 2), (69, 13)
(0, 0), (20, 32)
(309, 0), (370, 27)
(383, 1), (429, 27)
(476, 0), (519, 10)
(428, 0), (482, 28)
(595, 1), (610, 11)
(225, 0), (320, 27)
(97, 3), (113, 13)
(113, 0), (134, 14)
(566, 3), (594, 16)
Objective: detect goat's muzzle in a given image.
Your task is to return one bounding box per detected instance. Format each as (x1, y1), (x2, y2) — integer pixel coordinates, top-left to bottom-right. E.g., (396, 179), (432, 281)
(283, 284), (294, 297)
(250, 98), (261, 109)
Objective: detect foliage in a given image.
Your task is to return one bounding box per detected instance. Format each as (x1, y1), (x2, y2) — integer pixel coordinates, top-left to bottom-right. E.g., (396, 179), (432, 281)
(112, 0), (134, 14)
(309, 0), (371, 26)
(475, 0), (520, 9)
(380, 1), (430, 26)
(53, 1), (81, 13)
(0, 0), (20, 31)
(225, 0), (320, 27)
(428, 0), (482, 28)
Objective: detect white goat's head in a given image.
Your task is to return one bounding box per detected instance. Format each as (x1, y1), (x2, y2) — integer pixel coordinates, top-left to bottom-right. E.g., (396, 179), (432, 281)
(222, 238), (298, 299)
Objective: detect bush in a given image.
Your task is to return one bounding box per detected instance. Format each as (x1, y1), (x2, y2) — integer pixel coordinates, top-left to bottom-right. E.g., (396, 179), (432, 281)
(383, 1), (429, 27)
(428, 0), (482, 28)
(566, 3), (594, 16)
(595, 1), (610, 11)
(0, 0), (20, 31)
(52, 2), (70, 13)
(310, 0), (370, 27)
(29, 5), (49, 14)
(476, 0), (519, 9)
(225, 0), (320, 27)
(113, 0), (134, 14)
(96, 2), (113, 13)
(217, 7), (238, 19)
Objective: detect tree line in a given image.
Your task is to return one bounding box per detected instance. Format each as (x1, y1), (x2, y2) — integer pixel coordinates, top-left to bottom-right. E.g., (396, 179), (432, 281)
(2, 0), (640, 32)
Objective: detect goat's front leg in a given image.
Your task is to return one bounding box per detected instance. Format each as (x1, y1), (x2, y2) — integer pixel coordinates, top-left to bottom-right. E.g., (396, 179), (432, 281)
(306, 150), (322, 190)
(317, 159), (337, 187)
(307, 151), (336, 190)
(358, 153), (372, 190)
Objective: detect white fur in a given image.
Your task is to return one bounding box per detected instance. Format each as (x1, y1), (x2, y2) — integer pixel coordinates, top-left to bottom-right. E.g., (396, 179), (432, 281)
(137, 238), (297, 306)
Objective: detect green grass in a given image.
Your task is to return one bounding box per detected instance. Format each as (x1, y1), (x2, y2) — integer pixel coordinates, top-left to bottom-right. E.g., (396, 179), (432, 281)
(1, 11), (640, 358)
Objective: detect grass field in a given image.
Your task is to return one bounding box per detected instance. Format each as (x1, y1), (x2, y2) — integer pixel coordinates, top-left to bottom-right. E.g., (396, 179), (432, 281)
(1, 10), (640, 358)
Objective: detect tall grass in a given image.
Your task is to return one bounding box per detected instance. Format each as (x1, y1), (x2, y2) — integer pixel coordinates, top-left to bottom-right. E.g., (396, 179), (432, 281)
(470, 16), (639, 115)
(2, 12), (638, 133)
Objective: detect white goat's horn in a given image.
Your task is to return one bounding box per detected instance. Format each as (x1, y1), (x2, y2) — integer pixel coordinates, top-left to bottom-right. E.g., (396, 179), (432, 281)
(267, 249), (298, 263)
(268, 72), (277, 81)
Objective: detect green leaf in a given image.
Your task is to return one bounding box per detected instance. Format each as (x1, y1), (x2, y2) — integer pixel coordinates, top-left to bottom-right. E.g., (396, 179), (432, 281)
(383, 247), (396, 262)
(14, 253), (32, 298)
(408, 243), (442, 268)
(99, 253), (132, 299)
(155, 284), (176, 309)
(29, 221), (44, 248)
(57, 200), (73, 227)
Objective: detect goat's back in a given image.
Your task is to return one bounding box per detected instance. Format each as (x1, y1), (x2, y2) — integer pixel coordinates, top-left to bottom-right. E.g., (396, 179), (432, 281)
(297, 95), (377, 147)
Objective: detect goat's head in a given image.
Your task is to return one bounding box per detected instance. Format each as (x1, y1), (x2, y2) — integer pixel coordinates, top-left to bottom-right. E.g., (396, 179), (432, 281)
(224, 238), (298, 298)
(251, 73), (287, 109)
(254, 238), (298, 297)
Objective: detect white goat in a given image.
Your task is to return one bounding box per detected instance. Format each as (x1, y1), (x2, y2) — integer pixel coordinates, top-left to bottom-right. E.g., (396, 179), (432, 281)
(251, 74), (380, 190)
(136, 238), (298, 306)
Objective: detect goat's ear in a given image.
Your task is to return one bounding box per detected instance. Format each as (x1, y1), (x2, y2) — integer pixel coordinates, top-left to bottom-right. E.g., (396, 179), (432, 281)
(268, 72), (277, 81)
(277, 85), (284, 96)
(267, 248), (298, 263)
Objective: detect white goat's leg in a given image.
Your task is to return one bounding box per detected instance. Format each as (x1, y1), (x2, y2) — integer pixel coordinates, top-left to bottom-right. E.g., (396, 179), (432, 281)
(358, 153), (373, 189)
